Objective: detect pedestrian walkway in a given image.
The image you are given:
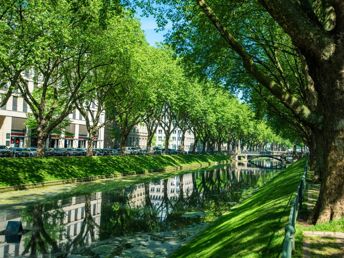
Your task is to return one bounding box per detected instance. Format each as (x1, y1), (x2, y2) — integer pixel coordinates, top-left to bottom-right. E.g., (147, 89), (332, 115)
(300, 172), (344, 257)
(303, 231), (344, 257)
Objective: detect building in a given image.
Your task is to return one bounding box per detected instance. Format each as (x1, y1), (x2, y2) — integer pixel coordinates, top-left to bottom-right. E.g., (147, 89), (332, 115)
(155, 127), (195, 151)
(127, 123), (148, 149)
(0, 71), (105, 148)
(104, 122), (195, 151)
(104, 123), (148, 149)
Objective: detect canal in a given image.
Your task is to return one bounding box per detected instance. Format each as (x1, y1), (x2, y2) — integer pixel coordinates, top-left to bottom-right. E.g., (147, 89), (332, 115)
(0, 159), (283, 257)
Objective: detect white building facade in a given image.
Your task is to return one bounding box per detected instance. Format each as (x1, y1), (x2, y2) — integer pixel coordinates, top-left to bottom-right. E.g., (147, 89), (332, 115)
(105, 122), (195, 151)
(0, 72), (105, 148)
(155, 127), (195, 151)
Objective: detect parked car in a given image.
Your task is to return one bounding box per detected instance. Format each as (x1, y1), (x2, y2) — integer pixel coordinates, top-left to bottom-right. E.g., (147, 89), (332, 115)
(166, 148), (178, 154)
(10, 147), (30, 157)
(75, 148), (86, 156)
(93, 148), (104, 156)
(130, 147), (143, 155)
(0, 145), (12, 157)
(65, 148), (79, 156)
(122, 147), (133, 155)
(109, 148), (120, 155)
(50, 148), (68, 156)
(27, 147), (37, 157)
(177, 149), (189, 154)
(153, 147), (163, 154)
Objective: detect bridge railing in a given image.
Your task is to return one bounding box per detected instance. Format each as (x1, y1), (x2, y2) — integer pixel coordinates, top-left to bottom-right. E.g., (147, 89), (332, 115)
(281, 160), (308, 258)
(239, 150), (289, 155)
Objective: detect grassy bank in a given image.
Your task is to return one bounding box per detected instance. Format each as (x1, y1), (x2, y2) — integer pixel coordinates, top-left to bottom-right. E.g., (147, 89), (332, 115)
(172, 159), (305, 258)
(0, 154), (228, 187)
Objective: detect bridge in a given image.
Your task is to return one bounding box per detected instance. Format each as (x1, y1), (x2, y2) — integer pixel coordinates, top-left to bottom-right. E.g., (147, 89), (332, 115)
(234, 151), (293, 164)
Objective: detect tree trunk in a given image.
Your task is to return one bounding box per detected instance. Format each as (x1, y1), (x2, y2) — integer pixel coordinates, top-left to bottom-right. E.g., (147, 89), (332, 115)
(311, 53), (344, 223)
(217, 141), (222, 152)
(180, 130), (186, 151)
(37, 129), (48, 157)
(146, 130), (154, 152)
(86, 137), (94, 157)
(192, 133), (198, 153)
(307, 134), (321, 182)
(164, 132), (171, 152)
(202, 140), (206, 152)
(86, 130), (97, 157)
(313, 128), (344, 223)
(120, 132), (129, 154)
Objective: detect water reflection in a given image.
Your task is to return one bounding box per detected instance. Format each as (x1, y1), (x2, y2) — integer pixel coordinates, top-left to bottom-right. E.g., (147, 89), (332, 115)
(0, 162), (282, 257)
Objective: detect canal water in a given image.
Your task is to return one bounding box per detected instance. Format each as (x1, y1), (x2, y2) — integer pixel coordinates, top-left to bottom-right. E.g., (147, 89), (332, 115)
(0, 159), (283, 258)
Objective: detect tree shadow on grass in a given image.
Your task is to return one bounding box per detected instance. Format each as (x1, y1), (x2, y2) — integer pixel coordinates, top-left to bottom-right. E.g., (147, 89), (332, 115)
(171, 160), (305, 258)
(303, 236), (344, 257)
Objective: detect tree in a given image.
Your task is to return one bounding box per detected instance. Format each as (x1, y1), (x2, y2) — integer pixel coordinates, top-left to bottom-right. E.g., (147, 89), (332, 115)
(141, 47), (180, 151)
(3, 0), (113, 156)
(75, 15), (141, 156)
(155, 50), (186, 151)
(128, 0), (344, 223)
(0, 1), (36, 108)
(105, 39), (152, 152)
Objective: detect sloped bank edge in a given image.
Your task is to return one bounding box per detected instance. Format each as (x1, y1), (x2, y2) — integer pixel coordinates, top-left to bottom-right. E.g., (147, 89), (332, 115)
(0, 156), (230, 193)
(171, 159), (304, 257)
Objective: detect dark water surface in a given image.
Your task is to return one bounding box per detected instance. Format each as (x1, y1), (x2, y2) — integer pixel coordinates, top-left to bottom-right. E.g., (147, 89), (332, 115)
(0, 160), (283, 257)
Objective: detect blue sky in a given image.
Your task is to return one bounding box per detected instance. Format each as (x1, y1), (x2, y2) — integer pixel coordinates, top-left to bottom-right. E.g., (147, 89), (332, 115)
(135, 12), (171, 46)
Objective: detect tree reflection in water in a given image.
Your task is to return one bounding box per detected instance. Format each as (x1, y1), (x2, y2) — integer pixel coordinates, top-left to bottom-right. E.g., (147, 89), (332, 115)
(22, 204), (62, 256)
(21, 194), (100, 257)
(12, 165), (278, 257)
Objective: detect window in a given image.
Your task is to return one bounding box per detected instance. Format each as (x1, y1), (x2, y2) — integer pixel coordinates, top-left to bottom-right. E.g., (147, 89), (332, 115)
(74, 208), (79, 221)
(79, 112), (83, 120)
(93, 204), (97, 215)
(158, 129), (162, 134)
(172, 137), (176, 141)
(74, 224), (78, 236)
(67, 211), (71, 223)
(12, 96), (17, 111)
(24, 70), (30, 78)
(158, 136), (162, 141)
(23, 101), (28, 113)
(73, 110), (76, 119)
(81, 207), (85, 219)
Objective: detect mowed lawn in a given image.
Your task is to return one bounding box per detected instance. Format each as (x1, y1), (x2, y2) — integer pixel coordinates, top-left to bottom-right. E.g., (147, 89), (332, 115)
(172, 159), (305, 258)
(0, 153), (228, 187)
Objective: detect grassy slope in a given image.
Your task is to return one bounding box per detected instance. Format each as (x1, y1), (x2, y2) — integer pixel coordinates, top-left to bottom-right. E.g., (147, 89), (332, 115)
(0, 154), (227, 187)
(303, 218), (344, 232)
(172, 159), (305, 258)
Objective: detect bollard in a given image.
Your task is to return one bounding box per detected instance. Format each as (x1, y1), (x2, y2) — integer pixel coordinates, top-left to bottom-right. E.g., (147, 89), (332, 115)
(5, 221), (23, 244)
(5, 221), (23, 236)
